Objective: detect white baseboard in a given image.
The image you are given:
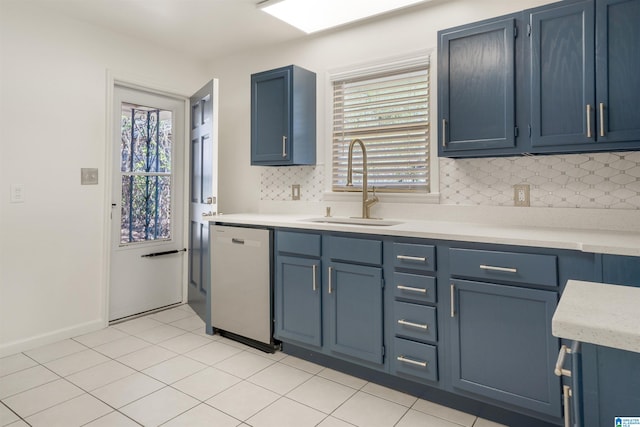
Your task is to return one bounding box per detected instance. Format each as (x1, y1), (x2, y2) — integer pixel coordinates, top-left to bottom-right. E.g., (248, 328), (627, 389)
(0, 319), (105, 358)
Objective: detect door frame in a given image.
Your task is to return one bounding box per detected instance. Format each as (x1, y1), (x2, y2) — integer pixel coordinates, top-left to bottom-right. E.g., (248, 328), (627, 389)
(102, 70), (192, 327)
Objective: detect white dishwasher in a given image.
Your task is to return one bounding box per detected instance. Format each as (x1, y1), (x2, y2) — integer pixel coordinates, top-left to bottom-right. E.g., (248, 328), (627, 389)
(210, 225), (275, 352)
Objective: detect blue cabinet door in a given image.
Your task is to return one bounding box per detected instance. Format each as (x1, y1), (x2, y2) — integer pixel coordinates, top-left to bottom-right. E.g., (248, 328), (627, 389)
(251, 68), (291, 164)
(582, 254), (640, 427)
(530, 0), (595, 148)
(439, 17), (517, 154)
(450, 279), (562, 417)
(595, 0), (640, 144)
(327, 261), (384, 365)
(251, 65), (316, 166)
(275, 256), (322, 347)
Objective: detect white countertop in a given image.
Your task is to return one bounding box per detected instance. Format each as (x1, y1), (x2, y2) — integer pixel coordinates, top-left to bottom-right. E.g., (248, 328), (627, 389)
(207, 213), (640, 256)
(552, 280), (640, 353)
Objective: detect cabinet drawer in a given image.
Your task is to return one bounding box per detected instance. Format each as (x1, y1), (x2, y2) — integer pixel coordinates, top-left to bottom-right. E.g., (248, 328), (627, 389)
(393, 273), (436, 304)
(393, 243), (435, 272)
(394, 302), (437, 343)
(393, 338), (438, 382)
(449, 248), (557, 287)
(325, 236), (381, 265)
(277, 231), (321, 257)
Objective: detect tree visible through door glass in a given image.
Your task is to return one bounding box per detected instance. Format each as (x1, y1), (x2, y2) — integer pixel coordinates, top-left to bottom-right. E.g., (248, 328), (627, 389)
(120, 103), (172, 244)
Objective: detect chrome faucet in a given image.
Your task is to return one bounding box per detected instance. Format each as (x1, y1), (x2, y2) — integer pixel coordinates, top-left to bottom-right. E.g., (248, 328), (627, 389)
(346, 139), (379, 219)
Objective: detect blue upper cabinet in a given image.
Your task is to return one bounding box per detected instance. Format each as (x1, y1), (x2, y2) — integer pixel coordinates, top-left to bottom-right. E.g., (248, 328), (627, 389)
(595, 0), (640, 145)
(438, 0), (640, 158)
(438, 17), (518, 155)
(251, 65), (316, 166)
(529, 1), (595, 149)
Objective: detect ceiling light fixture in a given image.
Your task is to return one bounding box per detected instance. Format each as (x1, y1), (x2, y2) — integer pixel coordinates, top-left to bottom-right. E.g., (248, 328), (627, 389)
(258, 0), (429, 34)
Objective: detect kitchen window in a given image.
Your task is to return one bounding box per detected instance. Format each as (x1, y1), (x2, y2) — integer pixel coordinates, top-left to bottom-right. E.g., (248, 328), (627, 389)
(331, 54), (430, 193)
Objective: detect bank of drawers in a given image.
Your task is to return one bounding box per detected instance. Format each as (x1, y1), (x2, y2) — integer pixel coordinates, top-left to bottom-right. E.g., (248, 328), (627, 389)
(391, 242), (438, 383)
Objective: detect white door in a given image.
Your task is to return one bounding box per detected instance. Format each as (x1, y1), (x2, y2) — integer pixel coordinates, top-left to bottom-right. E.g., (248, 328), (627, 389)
(109, 86), (186, 321)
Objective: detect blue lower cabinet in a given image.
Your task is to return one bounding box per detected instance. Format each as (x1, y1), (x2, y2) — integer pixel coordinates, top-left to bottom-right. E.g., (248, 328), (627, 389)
(450, 279), (562, 418)
(392, 337), (438, 382)
(327, 261), (384, 365)
(274, 255), (321, 347)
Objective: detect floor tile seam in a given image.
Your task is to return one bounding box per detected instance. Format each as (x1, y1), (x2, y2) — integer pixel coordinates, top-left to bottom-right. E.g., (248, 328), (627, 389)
(0, 400), (28, 427)
(244, 395), (325, 425)
(130, 329), (191, 347)
(87, 370), (167, 406)
(21, 389), (120, 427)
(0, 362), (38, 380)
(2, 377), (87, 420)
(212, 350), (279, 378)
(180, 345), (244, 366)
(24, 340), (92, 365)
(71, 328), (134, 349)
(143, 362), (210, 387)
(156, 400), (243, 427)
(200, 393), (264, 423)
(313, 370), (368, 392)
(409, 399), (477, 427)
(156, 334), (215, 355)
(78, 409), (143, 427)
(0, 364), (62, 401)
(358, 387), (418, 409)
(283, 382), (360, 418)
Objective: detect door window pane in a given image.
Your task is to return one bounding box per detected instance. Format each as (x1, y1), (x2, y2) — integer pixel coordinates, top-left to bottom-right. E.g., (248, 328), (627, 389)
(120, 103), (173, 244)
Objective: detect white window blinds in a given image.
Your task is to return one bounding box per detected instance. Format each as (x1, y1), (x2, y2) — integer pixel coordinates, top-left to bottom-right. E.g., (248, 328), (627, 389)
(332, 61), (430, 193)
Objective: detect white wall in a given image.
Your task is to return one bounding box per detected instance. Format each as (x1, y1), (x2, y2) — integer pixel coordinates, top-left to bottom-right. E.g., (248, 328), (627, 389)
(208, 0), (555, 215)
(0, 1), (210, 356)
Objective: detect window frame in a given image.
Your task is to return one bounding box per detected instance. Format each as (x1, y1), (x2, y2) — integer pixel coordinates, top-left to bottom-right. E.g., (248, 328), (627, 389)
(324, 50), (439, 203)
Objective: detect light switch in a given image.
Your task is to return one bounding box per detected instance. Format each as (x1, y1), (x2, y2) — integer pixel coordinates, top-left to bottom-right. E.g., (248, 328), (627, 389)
(291, 184), (300, 200)
(10, 184), (25, 203)
(81, 168), (99, 185)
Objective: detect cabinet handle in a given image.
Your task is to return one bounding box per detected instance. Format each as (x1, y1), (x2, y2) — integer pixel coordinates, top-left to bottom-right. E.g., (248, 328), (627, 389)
(586, 104), (592, 138)
(554, 344), (573, 377)
(442, 119), (447, 147)
(328, 266), (333, 294)
(563, 385), (572, 427)
(397, 355), (428, 368)
(599, 102), (605, 137)
(396, 255), (427, 262)
(396, 285), (427, 294)
(450, 284), (455, 318)
(479, 264), (517, 273)
(282, 136), (287, 158)
(312, 264), (317, 291)
(397, 319), (428, 330)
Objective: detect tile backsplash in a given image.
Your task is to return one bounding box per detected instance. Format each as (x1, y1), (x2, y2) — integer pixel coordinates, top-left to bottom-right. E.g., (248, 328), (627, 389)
(260, 151), (640, 210)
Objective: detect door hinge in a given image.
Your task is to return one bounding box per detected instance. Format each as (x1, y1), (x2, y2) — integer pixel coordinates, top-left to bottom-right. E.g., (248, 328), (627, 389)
(527, 23), (532, 37)
(381, 278), (385, 289)
(514, 26), (518, 38)
(515, 126), (519, 137)
(528, 124), (532, 137)
(382, 345), (385, 358)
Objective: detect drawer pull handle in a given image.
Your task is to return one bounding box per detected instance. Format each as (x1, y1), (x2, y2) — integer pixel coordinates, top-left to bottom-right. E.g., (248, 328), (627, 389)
(442, 119), (447, 147)
(312, 264), (317, 292)
(554, 344), (572, 377)
(328, 266), (333, 294)
(398, 319), (428, 330)
(397, 355), (427, 368)
(479, 264), (517, 273)
(396, 285), (427, 294)
(396, 255), (427, 262)
(282, 136), (287, 158)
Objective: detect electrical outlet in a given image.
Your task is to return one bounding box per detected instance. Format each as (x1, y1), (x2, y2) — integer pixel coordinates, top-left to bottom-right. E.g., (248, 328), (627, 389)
(10, 184), (25, 203)
(81, 168), (99, 185)
(514, 184), (530, 207)
(291, 184), (300, 200)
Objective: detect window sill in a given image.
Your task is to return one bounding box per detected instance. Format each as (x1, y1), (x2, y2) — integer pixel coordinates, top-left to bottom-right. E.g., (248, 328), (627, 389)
(322, 191), (440, 204)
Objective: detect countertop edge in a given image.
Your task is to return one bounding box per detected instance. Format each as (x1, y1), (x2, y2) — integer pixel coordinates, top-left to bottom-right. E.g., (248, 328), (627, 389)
(205, 214), (640, 256)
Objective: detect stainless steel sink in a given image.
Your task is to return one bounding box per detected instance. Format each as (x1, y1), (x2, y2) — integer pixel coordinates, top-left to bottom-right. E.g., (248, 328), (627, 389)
(302, 217), (402, 227)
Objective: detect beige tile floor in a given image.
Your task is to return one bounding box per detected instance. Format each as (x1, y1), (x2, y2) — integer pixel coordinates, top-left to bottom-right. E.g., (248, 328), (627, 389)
(0, 305), (507, 427)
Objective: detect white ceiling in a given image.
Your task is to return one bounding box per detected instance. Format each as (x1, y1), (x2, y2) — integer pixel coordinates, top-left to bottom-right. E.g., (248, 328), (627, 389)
(20, 0), (307, 61)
